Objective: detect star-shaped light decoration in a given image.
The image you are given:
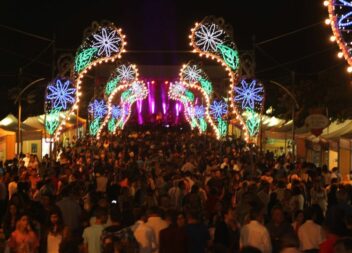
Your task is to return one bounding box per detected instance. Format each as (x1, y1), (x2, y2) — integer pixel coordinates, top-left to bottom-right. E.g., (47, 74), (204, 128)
(46, 79), (76, 110)
(195, 24), (224, 52)
(210, 100), (228, 119)
(92, 28), (121, 57)
(234, 79), (264, 109)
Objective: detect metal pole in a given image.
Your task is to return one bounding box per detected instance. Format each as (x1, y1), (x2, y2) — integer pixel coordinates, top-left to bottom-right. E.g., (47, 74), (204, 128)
(18, 100), (21, 155)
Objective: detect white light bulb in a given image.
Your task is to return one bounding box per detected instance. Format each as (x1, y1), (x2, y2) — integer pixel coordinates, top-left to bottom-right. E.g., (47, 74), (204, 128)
(325, 19), (331, 25)
(347, 66), (352, 73)
(323, 0), (329, 6)
(338, 52), (343, 58)
(330, 36), (336, 42)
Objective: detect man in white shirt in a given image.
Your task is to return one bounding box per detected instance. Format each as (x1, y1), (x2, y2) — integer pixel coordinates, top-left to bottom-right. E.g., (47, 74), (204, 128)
(82, 208), (107, 253)
(146, 207), (168, 253)
(132, 208), (157, 253)
(298, 208), (324, 251)
(240, 208), (272, 253)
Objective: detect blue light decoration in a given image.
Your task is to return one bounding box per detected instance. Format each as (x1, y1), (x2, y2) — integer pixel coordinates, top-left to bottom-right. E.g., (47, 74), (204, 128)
(233, 78), (265, 138)
(194, 105), (205, 119)
(111, 105), (123, 119)
(45, 77), (76, 137)
(326, 0), (352, 70)
(46, 79), (76, 110)
(88, 99), (108, 119)
(234, 79), (264, 109)
(210, 100), (228, 119)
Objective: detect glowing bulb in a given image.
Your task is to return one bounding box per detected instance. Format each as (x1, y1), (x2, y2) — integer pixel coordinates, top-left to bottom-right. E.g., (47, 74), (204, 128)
(330, 36), (336, 42)
(338, 52), (343, 58)
(347, 66), (352, 73)
(323, 0), (329, 6)
(325, 19), (331, 25)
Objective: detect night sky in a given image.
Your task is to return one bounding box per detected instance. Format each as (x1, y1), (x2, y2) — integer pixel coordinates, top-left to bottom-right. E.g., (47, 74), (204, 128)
(0, 0), (348, 123)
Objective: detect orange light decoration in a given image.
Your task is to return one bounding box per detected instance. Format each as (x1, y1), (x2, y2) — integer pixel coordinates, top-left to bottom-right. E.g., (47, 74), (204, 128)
(54, 22), (127, 141)
(325, 0), (352, 73)
(189, 17), (249, 142)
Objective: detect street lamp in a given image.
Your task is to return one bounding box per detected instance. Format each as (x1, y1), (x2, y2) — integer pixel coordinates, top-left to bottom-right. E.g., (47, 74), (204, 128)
(15, 78), (46, 155)
(269, 81), (299, 161)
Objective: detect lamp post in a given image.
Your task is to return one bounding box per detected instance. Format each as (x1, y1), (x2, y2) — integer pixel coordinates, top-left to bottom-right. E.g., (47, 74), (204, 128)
(15, 78), (46, 155)
(269, 81), (299, 161)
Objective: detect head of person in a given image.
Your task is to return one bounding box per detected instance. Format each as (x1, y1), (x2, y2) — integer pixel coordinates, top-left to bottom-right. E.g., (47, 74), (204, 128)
(271, 206), (284, 225)
(177, 212), (186, 227)
(334, 238), (352, 253)
(187, 210), (200, 224)
(95, 208), (108, 224)
(16, 213), (30, 232)
(294, 210), (305, 224)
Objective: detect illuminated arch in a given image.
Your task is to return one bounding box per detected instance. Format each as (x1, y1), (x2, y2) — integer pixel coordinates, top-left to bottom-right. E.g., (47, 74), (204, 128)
(54, 22), (127, 141)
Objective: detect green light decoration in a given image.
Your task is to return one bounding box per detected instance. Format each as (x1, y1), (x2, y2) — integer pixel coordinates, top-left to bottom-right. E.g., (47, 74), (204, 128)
(199, 118), (207, 132)
(74, 47), (98, 73)
(216, 44), (240, 70)
(108, 118), (116, 133)
(89, 118), (101, 136)
(246, 108), (260, 136)
(218, 118), (228, 137)
(199, 78), (213, 95)
(185, 90), (195, 102)
(105, 77), (120, 96)
(121, 90), (132, 101)
(45, 109), (61, 135)
(191, 118), (197, 129)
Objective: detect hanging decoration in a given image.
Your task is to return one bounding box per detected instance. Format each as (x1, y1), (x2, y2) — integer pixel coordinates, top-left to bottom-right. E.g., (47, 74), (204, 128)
(189, 17), (248, 140)
(233, 78), (265, 138)
(325, 0), (352, 72)
(88, 98), (108, 136)
(45, 77), (76, 136)
(54, 22), (126, 141)
(96, 63), (142, 139)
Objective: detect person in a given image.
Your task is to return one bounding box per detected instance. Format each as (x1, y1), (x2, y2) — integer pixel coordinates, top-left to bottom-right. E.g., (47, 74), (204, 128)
(266, 206), (295, 253)
(159, 210), (187, 253)
(132, 208), (157, 253)
(213, 208), (240, 253)
(291, 210), (305, 235)
(56, 187), (82, 234)
(185, 210), (210, 253)
(43, 209), (65, 253)
(82, 208), (107, 253)
(0, 174), (7, 220)
(101, 207), (138, 253)
(6, 213), (39, 253)
(298, 207), (325, 253)
(145, 207), (168, 253)
(2, 203), (19, 239)
(240, 207), (272, 253)
(334, 237), (352, 253)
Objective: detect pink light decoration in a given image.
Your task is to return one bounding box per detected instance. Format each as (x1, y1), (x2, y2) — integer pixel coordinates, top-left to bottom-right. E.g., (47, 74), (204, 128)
(162, 102), (166, 114)
(151, 101), (155, 114)
(175, 103), (180, 117)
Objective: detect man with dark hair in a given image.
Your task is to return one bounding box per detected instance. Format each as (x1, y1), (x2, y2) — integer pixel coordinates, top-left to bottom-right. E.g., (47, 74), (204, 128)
(83, 207), (107, 253)
(185, 210), (210, 253)
(101, 208), (138, 253)
(240, 206), (272, 253)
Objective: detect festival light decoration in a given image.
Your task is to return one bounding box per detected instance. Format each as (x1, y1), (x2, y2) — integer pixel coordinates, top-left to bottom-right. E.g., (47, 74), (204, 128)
(210, 100), (228, 119)
(54, 22), (126, 141)
(234, 79), (264, 109)
(189, 17), (248, 141)
(234, 78), (265, 138)
(45, 77), (76, 137)
(46, 79), (76, 110)
(325, 0), (352, 72)
(88, 99), (108, 136)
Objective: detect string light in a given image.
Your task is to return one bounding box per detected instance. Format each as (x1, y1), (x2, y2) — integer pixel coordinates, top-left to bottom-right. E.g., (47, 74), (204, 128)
(189, 17), (249, 141)
(325, 0), (352, 73)
(54, 22), (126, 141)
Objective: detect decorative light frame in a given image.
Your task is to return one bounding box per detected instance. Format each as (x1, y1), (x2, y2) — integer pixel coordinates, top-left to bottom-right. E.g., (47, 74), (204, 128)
(189, 17), (249, 141)
(54, 23), (126, 141)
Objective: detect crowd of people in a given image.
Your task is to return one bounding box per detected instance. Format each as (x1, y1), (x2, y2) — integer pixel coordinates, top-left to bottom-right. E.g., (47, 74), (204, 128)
(0, 128), (351, 253)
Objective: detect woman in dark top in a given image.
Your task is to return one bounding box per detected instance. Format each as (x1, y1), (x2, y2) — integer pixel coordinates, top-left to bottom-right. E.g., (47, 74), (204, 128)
(2, 203), (19, 239)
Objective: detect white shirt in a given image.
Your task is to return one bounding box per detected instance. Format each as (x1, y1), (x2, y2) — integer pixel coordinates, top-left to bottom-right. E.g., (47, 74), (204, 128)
(133, 220), (157, 253)
(146, 216), (168, 252)
(8, 181), (17, 200)
(298, 220), (324, 250)
(240, 220), (272, 253)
